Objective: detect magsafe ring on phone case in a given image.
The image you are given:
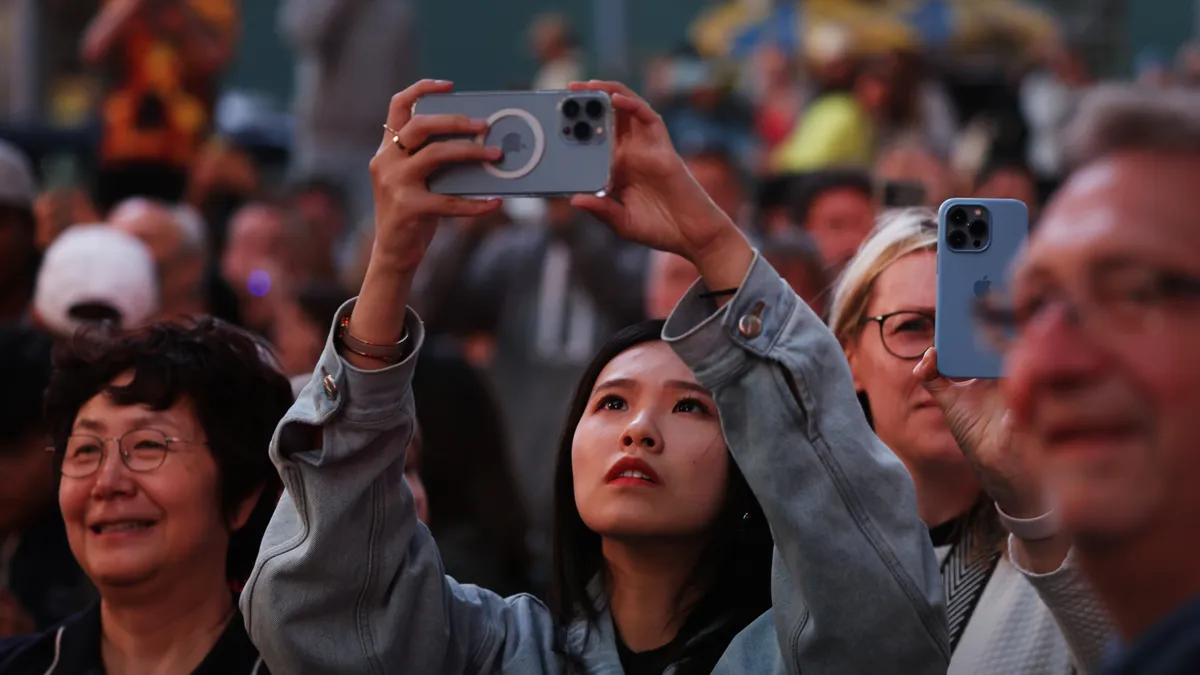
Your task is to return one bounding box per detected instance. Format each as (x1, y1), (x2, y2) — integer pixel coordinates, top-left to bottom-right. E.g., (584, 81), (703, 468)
(476, 108), (546, 180)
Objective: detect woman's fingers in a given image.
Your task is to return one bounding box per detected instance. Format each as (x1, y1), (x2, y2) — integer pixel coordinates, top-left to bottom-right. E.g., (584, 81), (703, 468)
(380, 79), (454, 150)
(407, 140), (502, 178)
(426, 195), (503, 218)
(570, 193), (625, 229)
(611, 92), (661, 126)
(398, 114), (487, 153)
(569, 80), (639, 101)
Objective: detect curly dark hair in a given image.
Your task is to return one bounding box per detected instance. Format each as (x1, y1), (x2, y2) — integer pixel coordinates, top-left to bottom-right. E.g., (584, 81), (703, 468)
(43, 318), (294, 583)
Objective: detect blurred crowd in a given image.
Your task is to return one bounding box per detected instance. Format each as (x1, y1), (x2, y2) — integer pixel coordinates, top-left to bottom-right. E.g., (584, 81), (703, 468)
(2, 1), (1200, 673)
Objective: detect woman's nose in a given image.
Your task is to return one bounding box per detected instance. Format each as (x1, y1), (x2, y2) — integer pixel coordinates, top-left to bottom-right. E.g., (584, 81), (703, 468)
(621, 412), (662, 451)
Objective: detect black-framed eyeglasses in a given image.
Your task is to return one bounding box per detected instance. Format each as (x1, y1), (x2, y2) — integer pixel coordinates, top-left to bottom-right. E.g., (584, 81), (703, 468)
(974, 262), (1200, 351)
(860, 310), (935, 360)
(50, 428), (204, 479)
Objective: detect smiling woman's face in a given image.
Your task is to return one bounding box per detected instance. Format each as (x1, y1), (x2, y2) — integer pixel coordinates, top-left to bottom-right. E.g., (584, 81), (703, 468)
(57, 372), (254, 590)
(571, 341), (729, 540)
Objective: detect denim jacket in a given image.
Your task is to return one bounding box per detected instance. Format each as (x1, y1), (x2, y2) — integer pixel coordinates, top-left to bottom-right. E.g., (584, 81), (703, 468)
(242, 253), (949, 674)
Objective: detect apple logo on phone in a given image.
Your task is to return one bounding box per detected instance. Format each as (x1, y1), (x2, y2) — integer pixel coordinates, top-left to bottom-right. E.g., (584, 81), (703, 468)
(501, 132), (525, 155)
(973, 276), (992, 298)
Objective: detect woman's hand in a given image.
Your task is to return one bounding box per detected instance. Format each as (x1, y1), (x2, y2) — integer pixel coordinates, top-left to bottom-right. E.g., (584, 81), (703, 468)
(914, 348), (1046, 519)
(567, 81), (752, 291)
(347, 80), (503, 368)
(368, 80), (503, 277)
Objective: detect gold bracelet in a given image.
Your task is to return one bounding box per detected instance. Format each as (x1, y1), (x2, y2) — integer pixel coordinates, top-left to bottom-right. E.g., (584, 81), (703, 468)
(336, 315), (408, 363)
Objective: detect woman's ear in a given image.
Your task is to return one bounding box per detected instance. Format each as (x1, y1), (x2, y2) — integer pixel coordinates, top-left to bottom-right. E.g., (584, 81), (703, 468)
(230, 484), (269, 532)
(844, 340), (865, 393)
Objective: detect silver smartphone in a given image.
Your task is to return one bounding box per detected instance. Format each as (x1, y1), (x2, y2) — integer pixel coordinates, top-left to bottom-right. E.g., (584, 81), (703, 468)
(934, 198), (1029, 379)
(411, 91), (613, 197)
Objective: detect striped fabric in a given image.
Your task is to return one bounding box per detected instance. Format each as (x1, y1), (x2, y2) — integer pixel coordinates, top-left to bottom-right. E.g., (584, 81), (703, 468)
(942, 518), (1002, 650)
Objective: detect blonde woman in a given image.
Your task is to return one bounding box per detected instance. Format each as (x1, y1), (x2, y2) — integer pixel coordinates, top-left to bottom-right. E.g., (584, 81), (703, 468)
(828, 207), (1112, 674)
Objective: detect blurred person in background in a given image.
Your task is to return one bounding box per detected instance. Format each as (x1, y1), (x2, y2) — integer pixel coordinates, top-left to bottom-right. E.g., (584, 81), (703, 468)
(529, 14), (584, 90)
(748, 43), (805, 155)
(109, 198), (208, 322)
(0, 142), (40, 324)
(220, 201), (295, 336)
(754, 173), (802, 237)
(287, 177), (350, 285)
(994, 87), (1200, 675)
(186, 140), (262, 259)
(660, 53), (760, 173)
(82, 0), (239, 212)
(790, 168), (876, 278)
(1134, 48), (1175, 90)
(412, 341), (534, 597)
(0, 325), (95, 637)
(874, 135), (958, 209)
(770, 55), (894, 173)
(31, 225), (159, 338)
(1020, 38), (1093, 184)
(0, 319), (290, 673)
(762, 231), (829, 318)
(274, 282), (352, 383)
(830, 208), (1113, 674)
(415, 197), (648, 575)
(973, 158), (1041, 222)
(280, 0), (415, 225)
(34, 188), (101, 253)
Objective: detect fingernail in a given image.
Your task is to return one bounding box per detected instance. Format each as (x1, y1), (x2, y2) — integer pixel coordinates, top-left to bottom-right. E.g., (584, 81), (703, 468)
(471, 118), (488, 127)
(488, 147), (503, 159)
(434, 79), (452, 85)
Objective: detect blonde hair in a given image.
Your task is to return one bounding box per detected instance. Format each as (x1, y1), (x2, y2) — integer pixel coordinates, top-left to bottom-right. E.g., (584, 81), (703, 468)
(827, 207), (938, 348)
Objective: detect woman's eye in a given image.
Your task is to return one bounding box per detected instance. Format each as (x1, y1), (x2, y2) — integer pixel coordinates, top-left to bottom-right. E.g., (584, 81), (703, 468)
(596, 395), (626, 411)
(673, 398), (710, 415)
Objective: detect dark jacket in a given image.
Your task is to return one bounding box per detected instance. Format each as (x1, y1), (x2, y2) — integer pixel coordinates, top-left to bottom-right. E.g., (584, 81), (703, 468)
(0, 602), (267, 675)
(1099, 596), (1200, 675)
(6, 509), (96, 632)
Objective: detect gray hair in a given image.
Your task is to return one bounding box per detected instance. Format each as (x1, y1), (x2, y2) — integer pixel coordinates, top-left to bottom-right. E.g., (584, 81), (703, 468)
(1063, 85), (1200, 169)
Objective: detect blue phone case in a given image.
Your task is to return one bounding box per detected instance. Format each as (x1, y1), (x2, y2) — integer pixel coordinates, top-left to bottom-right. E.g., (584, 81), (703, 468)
(412, 91), (613, 197)
(935, 198), (1029, 379)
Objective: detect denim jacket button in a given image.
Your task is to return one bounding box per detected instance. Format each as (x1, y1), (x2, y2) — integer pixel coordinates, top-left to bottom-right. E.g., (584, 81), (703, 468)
(738, 313), (763, 338)
(322, 374), (338, 400)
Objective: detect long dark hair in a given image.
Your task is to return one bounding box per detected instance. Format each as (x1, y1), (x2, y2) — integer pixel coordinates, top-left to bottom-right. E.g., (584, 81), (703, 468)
(549, 321), (773, 674)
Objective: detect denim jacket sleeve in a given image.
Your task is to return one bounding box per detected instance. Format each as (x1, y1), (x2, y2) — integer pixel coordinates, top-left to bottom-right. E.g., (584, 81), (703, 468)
(663, 253), (950, 675)
(240, 300), (560, 675)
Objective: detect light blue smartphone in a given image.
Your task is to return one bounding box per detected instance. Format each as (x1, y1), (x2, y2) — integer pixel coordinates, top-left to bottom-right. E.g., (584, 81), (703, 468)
(935, 198), (1029, 379)
(411, 90), (613, 197)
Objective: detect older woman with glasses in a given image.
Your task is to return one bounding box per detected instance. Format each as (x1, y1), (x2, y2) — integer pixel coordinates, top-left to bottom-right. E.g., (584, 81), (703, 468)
(828, 207), (1114, 674)
(0, 319), (292, 675)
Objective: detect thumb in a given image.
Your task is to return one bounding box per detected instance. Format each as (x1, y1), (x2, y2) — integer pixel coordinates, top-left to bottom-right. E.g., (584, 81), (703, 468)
(914, 347), (953, 401)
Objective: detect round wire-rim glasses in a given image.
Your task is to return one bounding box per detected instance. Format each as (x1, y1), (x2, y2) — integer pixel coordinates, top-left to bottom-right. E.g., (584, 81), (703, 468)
(860, 310), (936, 361)
(51, 428), (203, 479)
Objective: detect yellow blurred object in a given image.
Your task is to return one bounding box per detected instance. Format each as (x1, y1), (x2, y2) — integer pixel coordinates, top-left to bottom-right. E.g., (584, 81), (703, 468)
(690, 0), (769, 59)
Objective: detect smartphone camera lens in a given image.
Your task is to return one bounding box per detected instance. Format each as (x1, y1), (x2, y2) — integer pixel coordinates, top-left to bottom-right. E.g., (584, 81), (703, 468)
(949, 207), (968, 226)
(947, 229), (968, 249)
(968, 220), (988, 238)
(585, 99), (604, 119)
(562, 99), (581, 118)
(573, 121), (593, 142)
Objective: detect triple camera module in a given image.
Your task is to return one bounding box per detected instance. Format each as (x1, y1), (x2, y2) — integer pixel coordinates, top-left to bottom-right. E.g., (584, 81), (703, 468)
(945, 204), (992, 252)
(560, 97), (606, 144)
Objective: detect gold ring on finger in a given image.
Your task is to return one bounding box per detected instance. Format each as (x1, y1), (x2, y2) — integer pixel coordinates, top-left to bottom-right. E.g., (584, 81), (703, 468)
(382, 124), (410, 154)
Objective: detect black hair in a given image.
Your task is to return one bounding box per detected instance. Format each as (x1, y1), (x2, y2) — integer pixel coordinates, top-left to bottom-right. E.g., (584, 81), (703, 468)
(43, 318), (293, 584)
(412, 337), (533, 597)
(550, 321), (773, 675)
(975, 155), (1035, 191)
(790, 168), (873, 226)
(0, 322), (55, 447)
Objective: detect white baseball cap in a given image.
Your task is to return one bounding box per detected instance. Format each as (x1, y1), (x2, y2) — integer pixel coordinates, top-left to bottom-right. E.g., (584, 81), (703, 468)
(33, 224), (160, 336)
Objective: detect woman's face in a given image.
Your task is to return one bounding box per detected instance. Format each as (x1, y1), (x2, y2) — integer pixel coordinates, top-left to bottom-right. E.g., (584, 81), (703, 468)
(846, 251), (962, 471)
(572, 341), (728, 539)
(58, 373), (257, 590)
